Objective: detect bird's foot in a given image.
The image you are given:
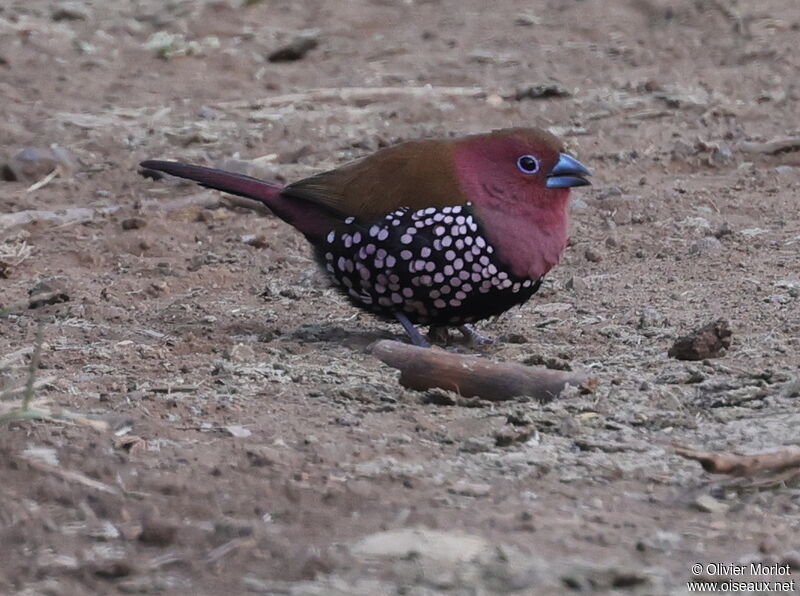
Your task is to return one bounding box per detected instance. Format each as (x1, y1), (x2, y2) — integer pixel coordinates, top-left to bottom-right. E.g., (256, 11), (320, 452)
(394, 312), (431, 348)
(428, 326), (451, 344)
(426, 324), (494, 347)
(458, 324), (495, 346)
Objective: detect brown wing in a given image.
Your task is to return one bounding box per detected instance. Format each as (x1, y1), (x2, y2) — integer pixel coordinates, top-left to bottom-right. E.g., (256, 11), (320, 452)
(281, 139), (465, 220)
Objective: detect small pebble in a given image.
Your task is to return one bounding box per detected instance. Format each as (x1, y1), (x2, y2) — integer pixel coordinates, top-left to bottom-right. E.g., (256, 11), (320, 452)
(268, 31), (319, 62)
(668, 319), (731, 361)
(584, 247), (603, 262)
(121, 217), (146, 230)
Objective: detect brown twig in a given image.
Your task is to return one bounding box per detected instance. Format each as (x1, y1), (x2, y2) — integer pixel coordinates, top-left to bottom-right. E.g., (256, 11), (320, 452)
(0, 194), (224, 232)
(734, 137), (800, 155)
(371, 340), (595, 402)
(217, 85), (487, 110)
(674, 444), (800, 476)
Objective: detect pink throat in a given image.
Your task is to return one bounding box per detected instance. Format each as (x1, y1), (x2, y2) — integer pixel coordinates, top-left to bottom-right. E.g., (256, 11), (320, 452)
(474, 195), (570, 280)
(453, 145), (570, 280)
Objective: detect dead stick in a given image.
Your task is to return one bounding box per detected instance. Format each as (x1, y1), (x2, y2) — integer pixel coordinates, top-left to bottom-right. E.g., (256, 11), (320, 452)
(218, 86), (486, 110)
(734, 137), (800, 155)
(0, 195), (224, 232)
(674, 445), (800, 476)
(371, 340), (595, 402)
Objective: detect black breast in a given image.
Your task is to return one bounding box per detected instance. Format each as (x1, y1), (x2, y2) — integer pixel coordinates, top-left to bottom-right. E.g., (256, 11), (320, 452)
(314, 204), (542, 326)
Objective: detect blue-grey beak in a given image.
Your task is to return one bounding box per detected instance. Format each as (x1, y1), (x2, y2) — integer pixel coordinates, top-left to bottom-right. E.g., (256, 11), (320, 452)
(546, 153), (591, 188)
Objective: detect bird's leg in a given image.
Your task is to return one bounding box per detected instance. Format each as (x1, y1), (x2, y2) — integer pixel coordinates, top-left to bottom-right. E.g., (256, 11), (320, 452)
(458, 324), (495, 346)
(428, 326), (451, 344)
(394, 312), (431, 348)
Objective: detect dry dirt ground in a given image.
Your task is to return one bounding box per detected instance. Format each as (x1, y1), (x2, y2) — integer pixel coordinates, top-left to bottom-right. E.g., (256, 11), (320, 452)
(1, 0), (799, 594)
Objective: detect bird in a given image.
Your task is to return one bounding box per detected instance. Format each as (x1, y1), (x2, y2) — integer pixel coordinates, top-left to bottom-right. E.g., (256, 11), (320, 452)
(140, 127), (590, 347)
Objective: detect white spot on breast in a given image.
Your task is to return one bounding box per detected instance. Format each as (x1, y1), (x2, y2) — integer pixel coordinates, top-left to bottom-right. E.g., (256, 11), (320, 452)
(366, 244), (377, 255)
(441, 237), (453, 248)
(425, 207), (436, 215)
(391, 292), (403, 304)
(400, 250), (412, 260)
(434, 226), (445, 236)
(324, 252), (333, 261)
(420, 247), (431, 258)
(385, 255), (396, 268)
(453, 258), (463, 270)
(352, 232), (361, 244)
(441, 285), (451, 294)
(400, 234), (413, 244)
(434, 272), (444, 283)
(449, 298), (462, 307)
(369, 225), (380, 237)
(434, 299), (446, 308)
(475, 236), (486, 248)
(377, 229), (389, 241)
(413, 259), (426, 272)
(326, 231), (336, 243)
(425, 261), (436, 272)
(402, 287), (414, 298)
(345, 217), (355, 224)
(343, 235), (353, 248)
(359, 268), (370, 280)
(443, 265), (454, 276)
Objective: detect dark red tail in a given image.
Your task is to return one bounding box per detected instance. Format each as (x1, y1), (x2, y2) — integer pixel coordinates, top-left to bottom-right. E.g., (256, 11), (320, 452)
(140, 160), (338, 243)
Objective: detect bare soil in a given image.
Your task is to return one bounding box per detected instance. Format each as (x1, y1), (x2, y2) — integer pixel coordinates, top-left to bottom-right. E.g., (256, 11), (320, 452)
(1, 1), (799, 594)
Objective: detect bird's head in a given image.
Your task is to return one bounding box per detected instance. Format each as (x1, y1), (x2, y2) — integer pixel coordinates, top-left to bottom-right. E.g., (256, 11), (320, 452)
(452, 127), (590, 207)
(452, 128), (591, 279)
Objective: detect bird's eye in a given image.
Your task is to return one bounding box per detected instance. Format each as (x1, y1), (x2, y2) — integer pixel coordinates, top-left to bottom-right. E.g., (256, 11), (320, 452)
(516, 154), (540, 174)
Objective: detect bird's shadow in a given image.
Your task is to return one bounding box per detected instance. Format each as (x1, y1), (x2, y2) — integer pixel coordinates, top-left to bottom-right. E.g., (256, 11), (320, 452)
(285, 322), (397, 350)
